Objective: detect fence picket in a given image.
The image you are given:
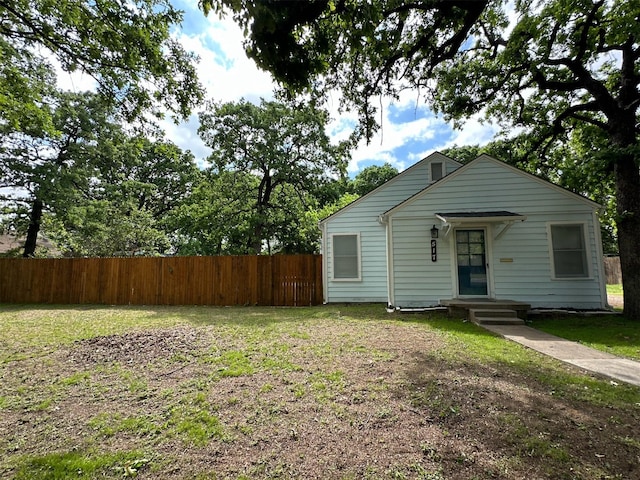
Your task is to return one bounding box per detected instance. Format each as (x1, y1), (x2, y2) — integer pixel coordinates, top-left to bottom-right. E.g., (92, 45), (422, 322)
(0, 255), (323, 306)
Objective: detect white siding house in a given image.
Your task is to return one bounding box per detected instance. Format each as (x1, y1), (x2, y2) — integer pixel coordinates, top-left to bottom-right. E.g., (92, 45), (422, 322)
(320, 153), (608, 310)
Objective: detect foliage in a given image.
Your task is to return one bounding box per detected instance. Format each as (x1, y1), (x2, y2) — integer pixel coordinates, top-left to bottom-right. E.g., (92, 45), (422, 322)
(0, 0), (203, 123)
(45, 136), (199, 257)
(350, 162), (398, 196)
(168, 169), (268, 255)
(195, 98), (350, 254)
(0, 91), (199, 257)
(201, 0), (488, 140)
(0, 37), (56, 135)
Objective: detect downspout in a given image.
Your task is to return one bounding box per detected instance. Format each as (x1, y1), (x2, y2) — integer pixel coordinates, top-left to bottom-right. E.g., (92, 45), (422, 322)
(593, 209), (610, 309)
(379, 214), (395, 309)
(320, 221), (328, 304)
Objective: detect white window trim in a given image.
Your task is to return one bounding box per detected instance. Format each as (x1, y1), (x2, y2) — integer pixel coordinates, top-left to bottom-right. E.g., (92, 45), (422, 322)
(547, 221), (593, 280)
(430, 161), (444, 182)
(330, 232), (362, 282)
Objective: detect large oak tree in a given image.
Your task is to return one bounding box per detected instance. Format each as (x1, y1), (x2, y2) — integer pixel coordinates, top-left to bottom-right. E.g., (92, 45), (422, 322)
(203, 0), (640, 318)
(197, 98), (350, 254)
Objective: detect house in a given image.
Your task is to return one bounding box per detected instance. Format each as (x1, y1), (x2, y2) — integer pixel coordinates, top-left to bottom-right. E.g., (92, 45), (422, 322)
(319, 153), (608, 310)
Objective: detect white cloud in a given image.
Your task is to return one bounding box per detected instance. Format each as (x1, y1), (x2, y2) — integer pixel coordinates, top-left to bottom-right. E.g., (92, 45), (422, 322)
(50, 0), (501, 172)
(163, 11), (277, 160)
(55, 68), (97, 93)
(437, 115), (500, 152)
(174, 19), (275, 103)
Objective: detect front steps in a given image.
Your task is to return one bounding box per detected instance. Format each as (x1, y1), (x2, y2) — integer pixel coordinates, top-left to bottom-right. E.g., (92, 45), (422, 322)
(440, 299), (531, 324)
(468, 308), (525, 325)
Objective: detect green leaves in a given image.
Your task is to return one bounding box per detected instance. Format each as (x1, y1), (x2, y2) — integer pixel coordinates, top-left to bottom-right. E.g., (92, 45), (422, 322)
(1, 90), (200, 257)
(189, 98), (349, 254)
(1, 0), (203, 124)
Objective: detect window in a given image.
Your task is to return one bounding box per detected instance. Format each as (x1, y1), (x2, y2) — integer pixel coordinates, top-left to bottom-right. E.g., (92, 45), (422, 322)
(549, 224), (589, 278)
(430, 162), (444, 181)
(332, 234), (361, 280)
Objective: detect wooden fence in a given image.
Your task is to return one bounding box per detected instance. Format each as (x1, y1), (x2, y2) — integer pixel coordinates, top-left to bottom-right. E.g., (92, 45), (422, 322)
(0, 255), (323, 306)
(603, 256), (622, 285)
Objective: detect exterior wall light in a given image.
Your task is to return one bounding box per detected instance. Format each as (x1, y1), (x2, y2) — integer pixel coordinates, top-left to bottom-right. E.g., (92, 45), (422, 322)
(431, 225), (439, 239)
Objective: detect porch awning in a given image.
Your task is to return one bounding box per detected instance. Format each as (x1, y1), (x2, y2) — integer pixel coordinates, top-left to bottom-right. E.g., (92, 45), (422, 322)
(435, 211), (526, 239)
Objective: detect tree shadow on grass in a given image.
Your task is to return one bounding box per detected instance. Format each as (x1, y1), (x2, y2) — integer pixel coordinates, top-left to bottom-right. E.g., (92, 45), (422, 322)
(395, 347), (640, 479)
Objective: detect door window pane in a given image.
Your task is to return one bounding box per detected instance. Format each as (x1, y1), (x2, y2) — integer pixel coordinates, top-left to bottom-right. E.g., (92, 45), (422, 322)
(470, 244), (484, 254)
(470, 254), (484, 266)
(456, 229), (487, 295)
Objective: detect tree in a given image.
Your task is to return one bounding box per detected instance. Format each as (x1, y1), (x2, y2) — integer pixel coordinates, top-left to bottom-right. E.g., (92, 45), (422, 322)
(1, 0), (203, 124)
(47, 136), (200, 257)
(0, 37), (57, 135)
(350, 162), (398, 196)
(203, 1), (640, 318)
(168, 170), (264, 255)
(197, 98), (350, 254)
(0, 91), (199, 257)
(1, 91), (115, 256)
(202, 0), (488, 138)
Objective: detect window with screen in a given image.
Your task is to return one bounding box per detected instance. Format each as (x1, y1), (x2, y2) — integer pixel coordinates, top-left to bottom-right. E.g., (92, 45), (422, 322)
(332, 234), (360, 280)
(550, 224), (589, 278)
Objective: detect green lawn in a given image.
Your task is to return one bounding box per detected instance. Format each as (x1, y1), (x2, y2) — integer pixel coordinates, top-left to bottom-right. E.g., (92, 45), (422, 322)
(531, 314), (640, 361)
(1, 304), (639, 480)
(531, 284), (639, 361)
(607, 284), (623, 295)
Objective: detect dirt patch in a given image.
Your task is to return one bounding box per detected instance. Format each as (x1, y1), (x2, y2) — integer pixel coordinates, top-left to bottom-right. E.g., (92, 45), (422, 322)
(608, 294), (624, 309)
(65, 326), (205, 366)
(1, 319), (639, 480)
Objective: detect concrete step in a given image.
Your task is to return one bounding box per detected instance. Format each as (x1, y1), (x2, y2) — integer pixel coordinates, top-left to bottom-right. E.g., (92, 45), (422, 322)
(470, 308), (517, 318)
(469, 308), (525, 325)
(473, 317), (525, 325)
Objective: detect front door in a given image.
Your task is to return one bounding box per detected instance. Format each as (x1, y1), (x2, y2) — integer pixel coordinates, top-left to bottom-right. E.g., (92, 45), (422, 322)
(456, 229), (488, 296)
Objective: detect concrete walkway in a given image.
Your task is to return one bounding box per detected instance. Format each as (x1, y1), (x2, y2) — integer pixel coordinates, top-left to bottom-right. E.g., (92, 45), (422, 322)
(481, 324), (640, 388)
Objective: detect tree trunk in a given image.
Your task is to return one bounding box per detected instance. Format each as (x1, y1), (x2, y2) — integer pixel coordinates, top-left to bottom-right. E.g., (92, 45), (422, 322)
(613, 150), (640, 319)
(23, 198), (43, 257)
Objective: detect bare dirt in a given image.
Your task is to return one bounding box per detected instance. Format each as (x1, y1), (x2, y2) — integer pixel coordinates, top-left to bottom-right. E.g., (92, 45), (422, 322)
(1, 319), (639, 480)
(608, 294), (624, 309)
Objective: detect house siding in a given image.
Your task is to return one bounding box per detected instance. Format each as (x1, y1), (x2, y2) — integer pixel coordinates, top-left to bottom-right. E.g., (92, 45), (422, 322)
(391, 218), (453, 306)
(389, 156), (605, 308)
(322, 153), (461, 303)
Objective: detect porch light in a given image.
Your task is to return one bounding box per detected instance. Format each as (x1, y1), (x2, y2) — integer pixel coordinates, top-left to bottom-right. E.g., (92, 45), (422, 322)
(431, 224), (439, 239)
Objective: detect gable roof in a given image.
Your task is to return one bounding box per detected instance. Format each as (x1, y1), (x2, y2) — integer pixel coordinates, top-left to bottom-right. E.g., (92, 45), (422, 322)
(381, 154), (601, 219)
(319, 152), (462, 225)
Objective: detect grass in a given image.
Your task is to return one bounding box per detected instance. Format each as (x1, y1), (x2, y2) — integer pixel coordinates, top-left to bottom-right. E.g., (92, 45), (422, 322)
(12, 450), (150, 480)
(532, 314), (640, 361)
(607, 284), (623, 295)
(1, 304), (639, 479)
(528, 283), (639, 361)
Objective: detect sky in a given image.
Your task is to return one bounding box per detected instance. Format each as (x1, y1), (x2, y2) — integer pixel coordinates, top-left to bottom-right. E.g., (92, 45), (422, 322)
(58, 0), (501, 177)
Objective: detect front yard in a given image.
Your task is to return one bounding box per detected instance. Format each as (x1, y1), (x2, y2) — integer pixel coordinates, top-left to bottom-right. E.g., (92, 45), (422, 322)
(1, 305), (639, 479)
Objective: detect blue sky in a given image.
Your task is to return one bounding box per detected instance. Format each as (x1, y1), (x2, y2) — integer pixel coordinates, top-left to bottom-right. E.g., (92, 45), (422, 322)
(58, 0), (500, 177)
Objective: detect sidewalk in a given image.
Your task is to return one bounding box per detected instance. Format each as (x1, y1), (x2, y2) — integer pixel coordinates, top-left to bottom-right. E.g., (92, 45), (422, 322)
(481, 324), (640, 388)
